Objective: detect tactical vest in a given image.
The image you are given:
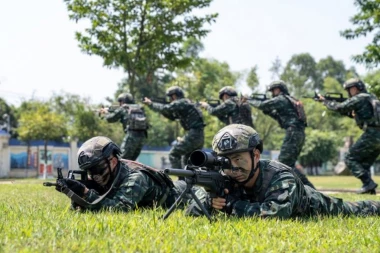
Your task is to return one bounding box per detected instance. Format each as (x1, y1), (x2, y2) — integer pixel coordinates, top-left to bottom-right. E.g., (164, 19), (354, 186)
(127, 104), (148, 131)
(173, 99), (205, 130)
(352, 93), (380, 129)
(256, 160), (308, 214)
(227, 97), (254, 127)
(284, 95), (307, 127)
(121, 159), (174, 206)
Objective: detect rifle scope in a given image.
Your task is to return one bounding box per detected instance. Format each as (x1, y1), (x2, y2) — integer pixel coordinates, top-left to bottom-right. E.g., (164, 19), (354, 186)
(189, 150), (231, 170)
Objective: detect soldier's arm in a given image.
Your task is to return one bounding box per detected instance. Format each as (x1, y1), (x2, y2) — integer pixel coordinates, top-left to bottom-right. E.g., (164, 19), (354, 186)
(83, 172), (151, 212)
(149, 102), (176, 121)
(206, 100), (235, 117)
(231, 172), (299, 218)
(323, 96), (360, 116)
(103, 107), (125, 122)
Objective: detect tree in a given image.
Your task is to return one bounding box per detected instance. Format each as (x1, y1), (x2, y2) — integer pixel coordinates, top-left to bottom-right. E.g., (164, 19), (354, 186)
(280, 53), (320, 97)
(269, 56), (282, 81)
(17, 101), (67, 179)
(364, 69), (380, 97)
(64, 0), (218, 95)
(341, 0), (380, 68)
(316, 56), (347, 84)
(245, 65), (260, 92)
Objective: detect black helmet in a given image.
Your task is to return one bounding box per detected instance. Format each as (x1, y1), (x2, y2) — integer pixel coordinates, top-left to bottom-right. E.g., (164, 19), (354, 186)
(218, 86), (238, 99)
(166, 86), (185, 98)
(343, 78), (366, 91)
(212, 124), (263, 156)
(267, 80), (289, 95)
(77, 136), (121, 171)
(117, 93), (134, 104)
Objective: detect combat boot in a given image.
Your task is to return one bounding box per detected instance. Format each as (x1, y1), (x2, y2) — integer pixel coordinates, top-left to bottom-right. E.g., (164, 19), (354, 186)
(357, 174), (378, 194)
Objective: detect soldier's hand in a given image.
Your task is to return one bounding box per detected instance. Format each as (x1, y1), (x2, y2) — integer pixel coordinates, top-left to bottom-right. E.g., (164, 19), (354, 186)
(55, 178), (87, 197)
(211, 188), (229, 210)
(198, 101), (208, 108)
(317, 94), (325, 101)
(142, 97), (152, 105)
(99, 107), (109, 114)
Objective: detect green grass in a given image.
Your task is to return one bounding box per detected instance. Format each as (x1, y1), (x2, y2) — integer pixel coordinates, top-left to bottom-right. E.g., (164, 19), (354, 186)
(1, 177), (380, 252)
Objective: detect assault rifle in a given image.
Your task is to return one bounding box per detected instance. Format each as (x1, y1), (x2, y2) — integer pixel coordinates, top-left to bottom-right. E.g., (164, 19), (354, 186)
(92, 104), (122, 116)
(43, 168), (102, 193)
(196, 99), (221, 108)
(303, 91), (347, 103)
(246, 93), (267, 102)
(162, 150), (231, 222)
(142, 96), (170, 104)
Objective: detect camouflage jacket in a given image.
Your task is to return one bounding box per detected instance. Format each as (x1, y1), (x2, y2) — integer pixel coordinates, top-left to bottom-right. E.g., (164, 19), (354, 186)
(249, 94), (305, 129)
(149, 98), (205, 130)
(206, 97), (254, 127)
(324, 92), (379, 129)
(227, 160), (308, 218)
(82, 161), (174, 212)
(104, 104), (147, 132)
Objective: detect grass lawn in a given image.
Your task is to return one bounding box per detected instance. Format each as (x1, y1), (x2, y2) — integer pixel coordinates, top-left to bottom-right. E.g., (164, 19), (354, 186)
(0, 176), (380, 252)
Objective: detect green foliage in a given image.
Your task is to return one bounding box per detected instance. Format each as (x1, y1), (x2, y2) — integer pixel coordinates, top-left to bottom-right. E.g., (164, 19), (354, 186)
(281, 53), (320, 97)
(64, 0), (218, 95)
(364, 69), (380, 97)
(341, 0), (380, 68)
(299, 129), (339, 167)
(316, 56), (347, 84)
(17, 101), (67, 143)
(1, 180), (380, 252)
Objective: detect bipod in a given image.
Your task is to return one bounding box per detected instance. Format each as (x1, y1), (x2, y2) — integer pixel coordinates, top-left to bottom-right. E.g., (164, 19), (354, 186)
(162, 177), (213, 222)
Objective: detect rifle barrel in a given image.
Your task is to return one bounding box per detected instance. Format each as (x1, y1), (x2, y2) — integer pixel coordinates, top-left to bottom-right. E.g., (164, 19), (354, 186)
(164, 168), (195, 177)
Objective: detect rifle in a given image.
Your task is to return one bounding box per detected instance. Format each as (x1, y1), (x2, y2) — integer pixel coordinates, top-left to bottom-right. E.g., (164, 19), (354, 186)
(246, 93), (267, 102)
(303, 91), (347, 102)
(92, 105), (121, 116)
(43, 168), (102, 193)
(142, 97), (170, 104)
(195, 99), (221, 108)
(162, 150), (231, 222)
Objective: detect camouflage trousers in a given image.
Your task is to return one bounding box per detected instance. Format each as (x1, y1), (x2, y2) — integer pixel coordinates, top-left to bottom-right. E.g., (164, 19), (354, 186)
(169, 128), (204, 169)
(278, 126), (305, 167)
(306, 186), (380, 216)
(120, 130), (146, 160)
(345, 128), (380, 178)
(279, 127), (315, 189)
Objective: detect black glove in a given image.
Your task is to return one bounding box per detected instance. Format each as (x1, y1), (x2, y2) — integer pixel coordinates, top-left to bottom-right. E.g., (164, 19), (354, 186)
(55, 178), (86, 197)
(222, 194), (239, 215)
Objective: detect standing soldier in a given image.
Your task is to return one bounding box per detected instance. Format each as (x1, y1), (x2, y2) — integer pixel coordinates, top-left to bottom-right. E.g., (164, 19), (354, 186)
(100, 93), (148, 161)
(143, 86), (205, 171)
(198, 86), (254, 127)
(248, 80), (315, 189)
(320, 78), (380, 194)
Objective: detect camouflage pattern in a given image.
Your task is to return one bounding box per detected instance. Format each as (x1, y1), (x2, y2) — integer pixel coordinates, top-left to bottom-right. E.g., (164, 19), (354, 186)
(206, 97), (254, 127)
(149, 98), (205, 168)
(104, 104), (146, 160)
(324, 92), (380, 179)
(187, 160), (380, 218)
(77, 161), (206, 212)
(212, 124), (262, 156)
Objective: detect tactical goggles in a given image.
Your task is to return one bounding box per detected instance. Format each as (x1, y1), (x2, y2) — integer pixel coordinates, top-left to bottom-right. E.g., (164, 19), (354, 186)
(86, 158), (112, 176)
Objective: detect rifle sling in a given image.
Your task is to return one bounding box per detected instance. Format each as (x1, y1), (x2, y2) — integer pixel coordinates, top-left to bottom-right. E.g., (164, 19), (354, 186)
(62, 166), (122, 208)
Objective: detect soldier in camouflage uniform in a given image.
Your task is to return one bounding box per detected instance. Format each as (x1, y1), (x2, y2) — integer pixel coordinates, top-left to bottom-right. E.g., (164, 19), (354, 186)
(199, 86), (254, 127)
(143, 86), (205, 170)
(248, 80), (315, 189)
(100, 93), (147, 160)
(187, 124), (380, 218)
(55, 136), (206, 212)
(320, 78), (380, 194)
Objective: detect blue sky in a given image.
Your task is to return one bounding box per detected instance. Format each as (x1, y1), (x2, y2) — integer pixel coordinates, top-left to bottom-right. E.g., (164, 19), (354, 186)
(0, 0), (371, 106)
